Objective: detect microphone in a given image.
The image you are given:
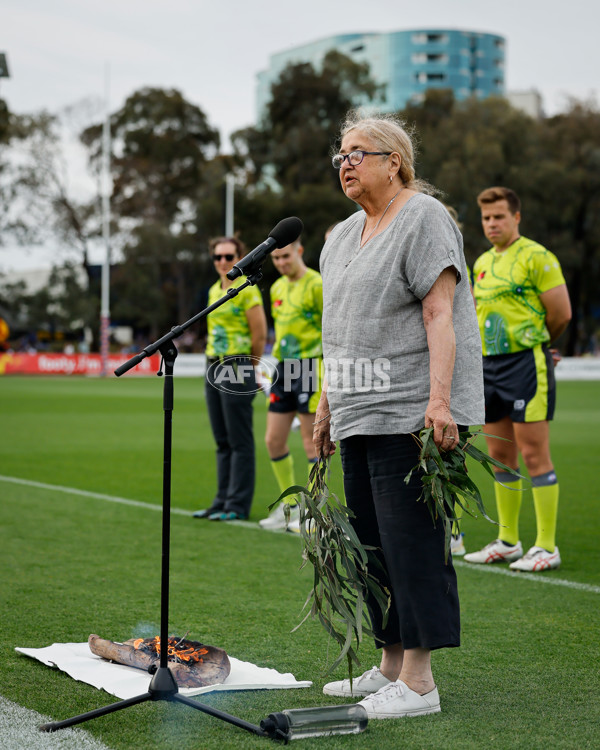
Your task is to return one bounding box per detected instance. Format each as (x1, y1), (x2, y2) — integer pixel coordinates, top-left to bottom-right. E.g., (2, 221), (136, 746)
(226, 217), (304, 280)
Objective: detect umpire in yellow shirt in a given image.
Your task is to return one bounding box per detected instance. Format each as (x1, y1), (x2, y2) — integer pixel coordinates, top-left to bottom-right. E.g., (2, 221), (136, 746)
(193, 236), (267, 521)
(465, 187), (571, 571)
(260, 238), (323, 530)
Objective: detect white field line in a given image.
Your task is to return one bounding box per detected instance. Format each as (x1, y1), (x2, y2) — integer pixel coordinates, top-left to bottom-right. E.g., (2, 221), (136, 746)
(0, 474), (191, 517)
(453, 560), (600, 594)
(0, 695), (113, 750)
(2, 474), (599, 595)
(0, 474), (257, 525)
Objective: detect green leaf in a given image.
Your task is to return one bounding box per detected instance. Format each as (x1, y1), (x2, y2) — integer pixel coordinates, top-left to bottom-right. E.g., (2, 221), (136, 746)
(290, 455), (390, 677)
(267, 484), (307, 511)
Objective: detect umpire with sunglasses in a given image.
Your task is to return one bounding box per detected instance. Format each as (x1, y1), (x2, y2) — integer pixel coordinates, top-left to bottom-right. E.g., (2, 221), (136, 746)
(193, 236), (267, 521)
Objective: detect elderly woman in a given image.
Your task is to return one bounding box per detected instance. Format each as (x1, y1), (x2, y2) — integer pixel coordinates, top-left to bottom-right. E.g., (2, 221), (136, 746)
(193, 236), (267, 521)
(313, 113), (484, 719)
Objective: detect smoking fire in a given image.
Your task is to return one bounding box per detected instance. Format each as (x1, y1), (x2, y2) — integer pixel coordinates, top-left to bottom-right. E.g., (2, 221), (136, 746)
(88, 633), (231, 688)
(131, 636), (209, 664)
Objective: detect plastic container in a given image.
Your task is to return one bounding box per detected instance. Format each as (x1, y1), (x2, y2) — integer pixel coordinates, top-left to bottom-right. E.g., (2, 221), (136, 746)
(260, 704), (368, 741)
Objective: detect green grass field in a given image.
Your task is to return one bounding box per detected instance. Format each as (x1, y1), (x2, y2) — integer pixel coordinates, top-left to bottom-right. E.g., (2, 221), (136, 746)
(1, 376), (599, 749)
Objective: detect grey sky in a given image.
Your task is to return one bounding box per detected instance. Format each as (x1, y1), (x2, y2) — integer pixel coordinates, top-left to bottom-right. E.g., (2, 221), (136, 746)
(1, 0), (598, 271)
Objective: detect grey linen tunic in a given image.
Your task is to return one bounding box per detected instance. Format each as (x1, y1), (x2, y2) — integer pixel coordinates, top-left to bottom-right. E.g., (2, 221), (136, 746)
(320, 193), (484, 441)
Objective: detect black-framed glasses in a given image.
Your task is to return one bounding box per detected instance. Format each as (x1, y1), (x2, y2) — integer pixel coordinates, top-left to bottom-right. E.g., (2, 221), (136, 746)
(331, 150), (392, 169)
(213, 253), (235, 262)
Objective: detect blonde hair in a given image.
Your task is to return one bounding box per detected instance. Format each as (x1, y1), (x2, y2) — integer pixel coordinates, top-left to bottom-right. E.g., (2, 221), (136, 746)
(338, 110), (435, 194)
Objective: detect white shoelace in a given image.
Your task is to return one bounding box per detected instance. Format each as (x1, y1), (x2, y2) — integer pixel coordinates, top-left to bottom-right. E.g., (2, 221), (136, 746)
(522, 546), (546, 560)
(363, 681), (405, 705)
(354, 666), (380, 685)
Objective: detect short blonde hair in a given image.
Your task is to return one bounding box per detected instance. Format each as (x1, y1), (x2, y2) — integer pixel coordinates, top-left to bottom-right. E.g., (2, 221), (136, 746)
(338, 111), (434, 194)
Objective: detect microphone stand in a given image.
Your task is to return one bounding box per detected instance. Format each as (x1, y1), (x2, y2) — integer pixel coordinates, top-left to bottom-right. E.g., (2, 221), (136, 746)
(40, 266), (270, 739)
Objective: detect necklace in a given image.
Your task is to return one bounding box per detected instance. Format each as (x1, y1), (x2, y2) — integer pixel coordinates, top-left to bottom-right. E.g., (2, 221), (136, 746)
(345, 187), (404, 268)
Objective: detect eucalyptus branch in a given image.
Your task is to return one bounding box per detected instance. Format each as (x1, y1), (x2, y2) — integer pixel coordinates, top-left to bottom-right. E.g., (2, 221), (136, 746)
(272, 459), (390, 678)
(406, 427), (524, 561)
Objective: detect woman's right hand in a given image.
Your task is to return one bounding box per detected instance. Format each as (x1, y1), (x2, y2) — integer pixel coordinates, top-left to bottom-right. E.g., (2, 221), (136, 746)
(312, 391), (336, 457)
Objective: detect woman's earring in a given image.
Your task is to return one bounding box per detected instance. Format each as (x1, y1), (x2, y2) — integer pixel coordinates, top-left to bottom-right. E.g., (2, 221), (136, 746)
(389, 175), (393, 183)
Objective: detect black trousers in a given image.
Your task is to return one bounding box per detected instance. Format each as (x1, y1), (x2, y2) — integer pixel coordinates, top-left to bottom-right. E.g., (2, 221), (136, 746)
(339, 433), (460, 651)
(204, 357), (257, 517)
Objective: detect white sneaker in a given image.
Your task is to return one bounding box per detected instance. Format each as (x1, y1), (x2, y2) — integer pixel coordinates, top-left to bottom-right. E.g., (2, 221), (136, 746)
(259, 503), (299, 530)
(509, 545), (561, 571)
(286, 516), (302, 534)
(464, 539), (523, 564)
(323, 666), (391, 697)
(450, 533), (466, 556)
(286, 515), (318, 535)
(358, 679), (441, 719)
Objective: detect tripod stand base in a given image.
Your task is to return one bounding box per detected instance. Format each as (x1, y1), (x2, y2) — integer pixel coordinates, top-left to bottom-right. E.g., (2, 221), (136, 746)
(147, 664), (179, 698)
(39, 691), (153, 733)
(39, 665), (267, 738)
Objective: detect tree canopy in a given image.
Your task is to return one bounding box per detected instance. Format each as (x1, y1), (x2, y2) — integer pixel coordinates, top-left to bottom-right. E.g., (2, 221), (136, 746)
(233, 50), (381, 193)
(78, 88), (223, 339)
(82, 87), (220, 227)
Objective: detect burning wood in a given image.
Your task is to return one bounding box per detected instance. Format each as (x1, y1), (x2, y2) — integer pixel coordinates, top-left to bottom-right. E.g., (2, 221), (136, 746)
(88, 634), (230, 688)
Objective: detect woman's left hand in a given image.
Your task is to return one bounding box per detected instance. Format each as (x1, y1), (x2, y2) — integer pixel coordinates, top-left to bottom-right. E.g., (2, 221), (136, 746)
(313, 390), (336, 457)
(425, 398), (459, 451)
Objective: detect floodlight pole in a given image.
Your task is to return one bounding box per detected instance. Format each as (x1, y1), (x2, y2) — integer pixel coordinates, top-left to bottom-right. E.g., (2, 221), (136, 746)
(100, 64), (111, 377)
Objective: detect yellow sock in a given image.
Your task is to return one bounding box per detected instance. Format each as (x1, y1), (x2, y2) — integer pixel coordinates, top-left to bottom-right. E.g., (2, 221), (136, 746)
(532, 474), (559, 551)
(271, 453), (295, 502)
(494, 471), (523, 545)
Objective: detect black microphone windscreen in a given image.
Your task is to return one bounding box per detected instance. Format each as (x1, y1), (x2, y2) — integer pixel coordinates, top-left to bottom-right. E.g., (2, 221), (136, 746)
(268, 217), (304, 249)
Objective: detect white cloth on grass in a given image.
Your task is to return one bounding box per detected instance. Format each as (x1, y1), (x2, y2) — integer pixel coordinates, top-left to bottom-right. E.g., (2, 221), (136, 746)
(16, 642), (312, 700)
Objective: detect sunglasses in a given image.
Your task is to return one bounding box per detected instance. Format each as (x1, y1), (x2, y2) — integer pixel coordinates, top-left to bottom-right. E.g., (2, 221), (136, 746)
(213, 253), (235, 262)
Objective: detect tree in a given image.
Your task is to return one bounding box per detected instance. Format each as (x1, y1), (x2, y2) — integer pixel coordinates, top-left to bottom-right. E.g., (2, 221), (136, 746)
(81, 87), (220, 227)
(233, 51), (381, 192)
(0, 97), (15, 243)
(0, 97), (106, 349)
(81, 88), (223, 339)
(0, 104), (101, 261)
(530, 101), (600, 354)
(231, 51), (382, 265)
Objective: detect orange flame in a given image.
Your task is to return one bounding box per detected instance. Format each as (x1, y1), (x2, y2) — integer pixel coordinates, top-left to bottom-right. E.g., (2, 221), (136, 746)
(131, 636), (208, 664)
